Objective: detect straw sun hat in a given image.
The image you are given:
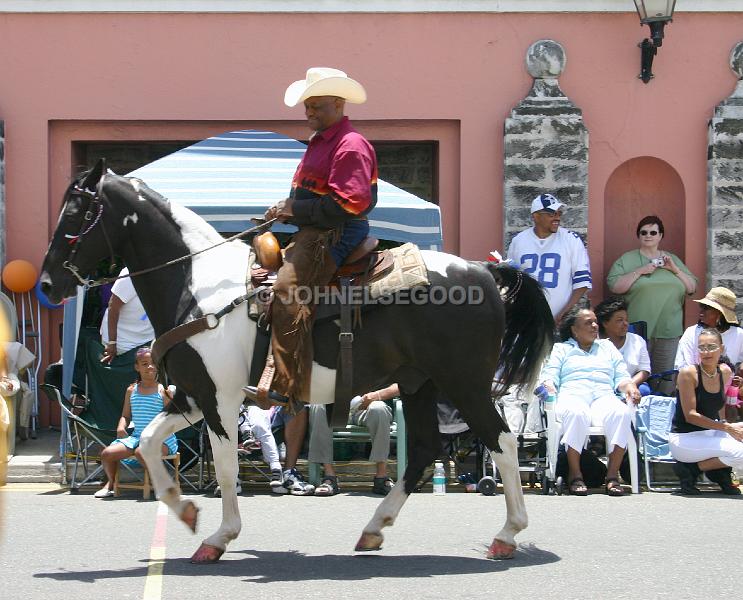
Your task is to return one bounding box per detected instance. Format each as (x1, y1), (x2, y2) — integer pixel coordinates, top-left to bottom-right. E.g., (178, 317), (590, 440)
(694, 286), (739, 325)
(284, 67), (367, 107)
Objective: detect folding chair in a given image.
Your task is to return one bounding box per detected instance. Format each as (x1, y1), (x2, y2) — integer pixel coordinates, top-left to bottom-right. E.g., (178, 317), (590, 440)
(635, 394), (679, 491)
(546, 397), (640, 494)
(40, 383), (140, 490)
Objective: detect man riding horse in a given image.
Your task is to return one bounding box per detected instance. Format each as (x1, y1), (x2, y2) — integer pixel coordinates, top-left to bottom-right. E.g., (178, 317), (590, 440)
(243, 67), (377, 411)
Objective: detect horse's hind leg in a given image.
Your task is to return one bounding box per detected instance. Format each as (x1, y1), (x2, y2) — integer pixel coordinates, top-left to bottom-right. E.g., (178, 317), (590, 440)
(139, 408), (204, 530)
(449, 386), (527, 559)
(356, 380), (440, 552)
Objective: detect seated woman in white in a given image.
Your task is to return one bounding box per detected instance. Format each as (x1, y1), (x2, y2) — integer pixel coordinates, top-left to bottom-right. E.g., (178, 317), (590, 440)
(595, 296), (652, 396)
(675, 287), (743, 371)
(541, 306), (640, 496)
(670, 328), (743, 495)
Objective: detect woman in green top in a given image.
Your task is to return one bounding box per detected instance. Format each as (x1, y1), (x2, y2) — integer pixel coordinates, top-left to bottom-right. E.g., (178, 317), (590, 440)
(607, 215), (697, 394)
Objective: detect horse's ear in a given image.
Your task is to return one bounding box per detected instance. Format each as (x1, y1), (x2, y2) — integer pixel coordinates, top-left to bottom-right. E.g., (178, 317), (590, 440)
(81, 158), (106, 190)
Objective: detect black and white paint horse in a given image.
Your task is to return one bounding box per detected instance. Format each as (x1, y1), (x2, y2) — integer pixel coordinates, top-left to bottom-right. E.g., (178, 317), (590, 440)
(40, 160), (554, 563)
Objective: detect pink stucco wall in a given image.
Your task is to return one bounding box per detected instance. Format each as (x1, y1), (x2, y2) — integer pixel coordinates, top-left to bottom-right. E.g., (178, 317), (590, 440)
(0, 12), (740, 424)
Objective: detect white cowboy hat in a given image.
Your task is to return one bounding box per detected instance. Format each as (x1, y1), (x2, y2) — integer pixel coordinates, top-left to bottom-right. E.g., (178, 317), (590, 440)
(284, 67), (367, 107)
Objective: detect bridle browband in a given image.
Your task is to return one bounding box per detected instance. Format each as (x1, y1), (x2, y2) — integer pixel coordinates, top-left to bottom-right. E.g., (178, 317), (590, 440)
(60, 173), (276, 289)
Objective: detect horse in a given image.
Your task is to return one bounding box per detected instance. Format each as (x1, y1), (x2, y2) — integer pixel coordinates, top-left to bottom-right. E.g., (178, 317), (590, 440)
(40, 159), (554, 563)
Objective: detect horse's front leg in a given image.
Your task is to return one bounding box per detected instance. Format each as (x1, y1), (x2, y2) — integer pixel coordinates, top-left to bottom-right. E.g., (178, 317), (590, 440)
(487, 431), (528, 559)
(356, 386), (438, 552)
(190, 424), (242, 564)
(139, 409), (203, 530)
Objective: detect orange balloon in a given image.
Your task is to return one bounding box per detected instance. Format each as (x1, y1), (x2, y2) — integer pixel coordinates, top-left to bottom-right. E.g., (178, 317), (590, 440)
(2, 260), (38, 293)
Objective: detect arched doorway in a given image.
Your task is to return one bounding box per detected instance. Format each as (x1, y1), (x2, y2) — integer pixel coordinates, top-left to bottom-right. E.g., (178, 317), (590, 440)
(603, 157), (686, 300)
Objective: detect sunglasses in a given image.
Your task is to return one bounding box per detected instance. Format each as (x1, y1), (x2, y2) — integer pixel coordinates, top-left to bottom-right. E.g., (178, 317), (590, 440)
(698, 344), (721, 353)
(639, 230), (659, 236)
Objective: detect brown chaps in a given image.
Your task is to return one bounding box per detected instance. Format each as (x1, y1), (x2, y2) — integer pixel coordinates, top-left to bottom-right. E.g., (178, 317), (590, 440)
(270, 227), (338, 404)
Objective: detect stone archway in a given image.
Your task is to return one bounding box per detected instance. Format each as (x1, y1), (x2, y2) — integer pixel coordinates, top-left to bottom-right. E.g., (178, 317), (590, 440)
(602, 156), (686, 300)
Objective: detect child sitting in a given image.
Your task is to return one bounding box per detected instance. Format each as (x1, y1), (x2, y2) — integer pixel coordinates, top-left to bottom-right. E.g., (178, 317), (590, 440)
(94, 347), (178, 498)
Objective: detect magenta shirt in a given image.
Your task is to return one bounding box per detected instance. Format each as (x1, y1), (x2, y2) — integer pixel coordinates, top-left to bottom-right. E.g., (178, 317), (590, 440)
(291, 116), (378, 216)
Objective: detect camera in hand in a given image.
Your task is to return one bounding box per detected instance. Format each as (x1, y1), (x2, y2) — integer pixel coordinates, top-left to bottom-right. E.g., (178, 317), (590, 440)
(652, 257), (665, 267)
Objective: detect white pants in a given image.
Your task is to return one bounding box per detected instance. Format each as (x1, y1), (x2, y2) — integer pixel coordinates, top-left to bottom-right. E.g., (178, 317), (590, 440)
(238, 405), (281, 470)
(669, 430), (743, 469)
(556, 391), (633, 454)
(308, 400), (392, 464)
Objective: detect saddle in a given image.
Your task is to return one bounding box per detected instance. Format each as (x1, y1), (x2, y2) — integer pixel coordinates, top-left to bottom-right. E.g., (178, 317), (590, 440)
(249, 231), (396, 426)
(252, 231), (395, 290)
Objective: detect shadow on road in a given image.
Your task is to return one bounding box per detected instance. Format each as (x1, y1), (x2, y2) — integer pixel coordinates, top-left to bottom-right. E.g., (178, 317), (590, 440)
(33, 543), (559, 583)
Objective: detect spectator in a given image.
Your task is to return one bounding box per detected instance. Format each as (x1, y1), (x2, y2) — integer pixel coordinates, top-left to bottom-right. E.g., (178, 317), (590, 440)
(214, 405), (284, 496)
(308, 384), (398, 496)
(100, 267), (154, 364)
(0, 340), (35, 452)
(506, 193), (591, 324)
(607, 215), (696, 394)
(670, 328), (743, 495)
(541, 305), (640, 496)
(674, 287), (743, 371)
(270, 407), (315, 495)
(94, 347), (178, 498)
(595, 297), (652, 396)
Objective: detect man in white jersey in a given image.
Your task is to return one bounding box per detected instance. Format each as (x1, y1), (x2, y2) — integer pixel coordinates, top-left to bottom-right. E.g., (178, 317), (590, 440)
(506, 193), (592, 324)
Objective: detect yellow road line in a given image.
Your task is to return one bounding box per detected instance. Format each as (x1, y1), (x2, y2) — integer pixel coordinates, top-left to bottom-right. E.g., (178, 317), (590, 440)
(142, 502), (169, 600)
(0, 483), (63, 493)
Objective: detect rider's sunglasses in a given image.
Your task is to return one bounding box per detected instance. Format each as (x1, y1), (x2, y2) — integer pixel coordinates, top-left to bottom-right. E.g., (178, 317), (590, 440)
(698, 344), (720, 353)
(639, 230), (659, 236)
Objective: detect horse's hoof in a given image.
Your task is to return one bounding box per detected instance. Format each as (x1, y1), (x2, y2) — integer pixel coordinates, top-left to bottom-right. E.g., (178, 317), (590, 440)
(190, 543), (224, 564)
(486, 539), (516, 560)
(354, 532), (384, 552)
(180, 501), (200, 533)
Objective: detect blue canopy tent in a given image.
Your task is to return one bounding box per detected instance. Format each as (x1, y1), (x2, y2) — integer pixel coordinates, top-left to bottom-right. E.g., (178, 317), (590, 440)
(60, 130), (442, 459)
(127, 129), (443, 250)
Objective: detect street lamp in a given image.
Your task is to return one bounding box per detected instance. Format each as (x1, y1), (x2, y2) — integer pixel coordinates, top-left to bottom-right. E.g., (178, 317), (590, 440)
(633, 0), (676, 84)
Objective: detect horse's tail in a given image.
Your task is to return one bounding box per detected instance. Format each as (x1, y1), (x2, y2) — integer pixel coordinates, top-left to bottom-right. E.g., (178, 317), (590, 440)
(486, 262), (555, 398)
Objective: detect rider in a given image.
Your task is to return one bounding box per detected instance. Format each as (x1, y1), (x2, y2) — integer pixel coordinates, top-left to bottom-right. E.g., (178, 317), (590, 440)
(244, 67), (378, 409)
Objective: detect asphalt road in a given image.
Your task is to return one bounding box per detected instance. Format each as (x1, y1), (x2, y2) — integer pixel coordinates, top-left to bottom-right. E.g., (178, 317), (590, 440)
(0, 484), (737, 599)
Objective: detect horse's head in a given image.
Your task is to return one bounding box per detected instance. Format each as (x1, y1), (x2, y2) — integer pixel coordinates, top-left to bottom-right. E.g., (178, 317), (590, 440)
(40, 159), (123, 303)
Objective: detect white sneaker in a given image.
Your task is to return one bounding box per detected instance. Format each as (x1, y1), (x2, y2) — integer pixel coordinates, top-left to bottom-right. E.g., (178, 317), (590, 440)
(94, 487), (114, 498)
(282, 468), (315, 496)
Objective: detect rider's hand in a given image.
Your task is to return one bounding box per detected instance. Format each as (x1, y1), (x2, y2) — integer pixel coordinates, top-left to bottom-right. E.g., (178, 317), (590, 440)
(264, 198), (294, 222)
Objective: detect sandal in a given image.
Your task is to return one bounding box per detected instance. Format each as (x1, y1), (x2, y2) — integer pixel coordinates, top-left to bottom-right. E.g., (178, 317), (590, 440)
(568, 477), (588, 496)
(605, 477), (625, 497)
(314, 475), (340, 497)
(372, 476), (394, 496)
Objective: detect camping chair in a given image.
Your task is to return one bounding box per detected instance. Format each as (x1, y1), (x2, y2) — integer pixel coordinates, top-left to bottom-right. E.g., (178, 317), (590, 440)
(308, 399), (406, 486)
(40, 383), (140, 490)
(635, 394), (679, 492)
(546, 396), (640, 494)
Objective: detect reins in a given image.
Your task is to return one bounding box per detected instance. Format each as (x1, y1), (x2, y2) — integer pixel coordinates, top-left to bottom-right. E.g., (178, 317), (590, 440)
(60, 173), (276, 288)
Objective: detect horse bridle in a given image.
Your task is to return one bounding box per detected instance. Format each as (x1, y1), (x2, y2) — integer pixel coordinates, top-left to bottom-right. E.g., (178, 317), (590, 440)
(62, 174), (120, 287)
(60, 173), (277, 289)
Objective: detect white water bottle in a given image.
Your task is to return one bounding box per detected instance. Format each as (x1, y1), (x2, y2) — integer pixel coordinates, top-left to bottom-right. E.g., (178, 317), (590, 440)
(433, 460), (446, 495)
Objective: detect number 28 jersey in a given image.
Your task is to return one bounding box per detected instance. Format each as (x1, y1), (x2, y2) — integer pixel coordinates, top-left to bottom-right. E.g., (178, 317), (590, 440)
(506, 227), (592, 317)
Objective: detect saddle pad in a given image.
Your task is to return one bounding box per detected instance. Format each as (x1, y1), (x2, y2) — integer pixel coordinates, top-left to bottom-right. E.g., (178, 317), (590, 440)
(367, 243), (429, 299)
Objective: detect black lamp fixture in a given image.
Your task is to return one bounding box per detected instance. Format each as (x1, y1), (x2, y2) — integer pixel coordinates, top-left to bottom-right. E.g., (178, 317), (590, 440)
(633, 0), (677, 83)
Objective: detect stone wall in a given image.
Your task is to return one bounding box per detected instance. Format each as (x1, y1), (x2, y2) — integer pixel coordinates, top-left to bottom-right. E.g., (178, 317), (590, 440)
(707, 41), (743, 317)
(503, 39), (589, 250)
